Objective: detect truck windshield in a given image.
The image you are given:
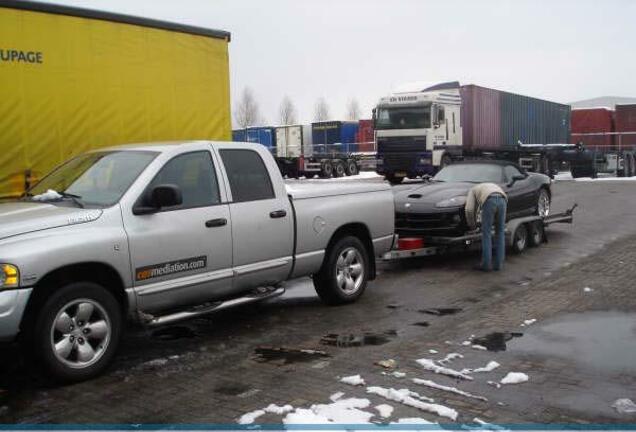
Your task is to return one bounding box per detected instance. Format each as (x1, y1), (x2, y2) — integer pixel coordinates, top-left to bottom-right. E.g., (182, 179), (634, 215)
(27, 151), (157, 207)
(376, 105), (431, 129)
(433, 164), (504, 183)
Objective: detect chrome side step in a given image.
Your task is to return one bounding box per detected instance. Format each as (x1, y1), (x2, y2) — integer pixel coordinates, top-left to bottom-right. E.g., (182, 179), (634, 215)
(141, 286), (285, 327)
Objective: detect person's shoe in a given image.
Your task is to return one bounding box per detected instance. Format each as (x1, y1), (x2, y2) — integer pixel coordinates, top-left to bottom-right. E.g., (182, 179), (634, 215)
(473, 265), (490, 272)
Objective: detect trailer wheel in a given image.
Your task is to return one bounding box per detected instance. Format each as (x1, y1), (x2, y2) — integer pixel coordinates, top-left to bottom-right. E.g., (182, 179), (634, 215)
(334, 161), (346, 177)
(386, 175), (404, 185)
(345, 160), (359, 176)
(528, 221), (544, 247)
(512, 224), (528, 254)
(313, 236), (369, 305)
(320, 161), (334, 178)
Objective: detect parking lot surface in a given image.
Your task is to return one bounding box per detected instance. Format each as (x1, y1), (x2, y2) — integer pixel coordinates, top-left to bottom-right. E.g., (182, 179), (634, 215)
(1, 178), (636, 424)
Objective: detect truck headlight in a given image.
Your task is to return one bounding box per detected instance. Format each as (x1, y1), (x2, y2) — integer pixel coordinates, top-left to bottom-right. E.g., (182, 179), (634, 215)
(435, 196), (467, 208)
(0, 264), (19, 288)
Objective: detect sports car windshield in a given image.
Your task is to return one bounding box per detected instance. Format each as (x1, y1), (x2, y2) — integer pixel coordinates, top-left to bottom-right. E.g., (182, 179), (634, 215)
(433, 164), (503, 183)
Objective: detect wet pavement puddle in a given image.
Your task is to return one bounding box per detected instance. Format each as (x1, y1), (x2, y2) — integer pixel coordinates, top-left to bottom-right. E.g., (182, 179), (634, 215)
(473, 332), (523, 351)
(252, 347), (330, 364)
(419, 308), (463, 316)
(508, 311), (636, 372)
(320, 330), (397, 347)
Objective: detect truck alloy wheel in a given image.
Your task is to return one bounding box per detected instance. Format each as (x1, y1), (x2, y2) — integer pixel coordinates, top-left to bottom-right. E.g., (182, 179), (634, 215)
(33, 282), (122, 382)
(314, 236), (369, 305)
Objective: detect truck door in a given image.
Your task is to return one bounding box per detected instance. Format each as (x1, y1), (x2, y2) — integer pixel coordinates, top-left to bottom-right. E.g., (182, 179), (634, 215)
(217, 148), (294, 291)
(123, 150), (233, 313)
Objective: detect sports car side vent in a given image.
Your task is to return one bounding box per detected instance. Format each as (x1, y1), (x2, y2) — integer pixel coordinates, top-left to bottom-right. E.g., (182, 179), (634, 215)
(408, 194), (422, 199)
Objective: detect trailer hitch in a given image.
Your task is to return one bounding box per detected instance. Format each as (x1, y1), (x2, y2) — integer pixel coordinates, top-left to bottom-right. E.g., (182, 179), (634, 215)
(565, 203), (578, 216)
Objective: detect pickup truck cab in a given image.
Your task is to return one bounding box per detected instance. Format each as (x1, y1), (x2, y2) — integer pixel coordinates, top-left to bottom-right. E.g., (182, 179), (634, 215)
(0, 141), (394, 381)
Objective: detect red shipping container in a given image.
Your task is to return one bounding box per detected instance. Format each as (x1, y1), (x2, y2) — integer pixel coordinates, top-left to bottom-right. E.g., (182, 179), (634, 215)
(355, 119), (375, 152)
(570, 108), (614, 147)
(615, 104), (636, 146)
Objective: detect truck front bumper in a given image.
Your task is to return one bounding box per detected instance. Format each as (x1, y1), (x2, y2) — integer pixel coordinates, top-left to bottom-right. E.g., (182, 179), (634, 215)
(0, 288), (32, 342)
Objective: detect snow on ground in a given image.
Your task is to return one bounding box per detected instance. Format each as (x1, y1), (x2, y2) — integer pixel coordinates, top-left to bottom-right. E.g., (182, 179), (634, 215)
(391, 417), (435, 424)
(375, 403), (394, 418)
(437, 353), (464, 364)
(487, 381), (502, 389)
(412, 378), (488, 401)
(415, 358), (474, 380)
(330, 392), (345, 402)
(612, 398), (636, 414)
(264, 404), (294, 415)
(31, 189), (62, 201)
(238, 404), (295, 423)
(500, 372), (529, 385)
(583, 286), (594, 293)
(238, 409), (266, 424)
(367, 386), (458, 421)
(463, 361), (501, 374)
(309, 398), (374, 424)
(340, 374), (366, 386)
(471, 344), (488, 351)
(428, 349), (439, 354)
(382, 371), (406, 378)
(283, 408), (332, 424)
(520, 319), (537, 327)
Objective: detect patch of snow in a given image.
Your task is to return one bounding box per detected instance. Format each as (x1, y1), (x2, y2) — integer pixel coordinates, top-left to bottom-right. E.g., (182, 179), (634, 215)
(392, 417), (435, 424)
(340, 374), (365, 386)
(428, 349), (439, 354)
(375, 404), (394, 418)
(471, 418), (510, 431)
(283, 408), (332, 424)
(412, 378), (487, 401)
(238, 409), (265, 424)
(311, 398), (373, 424)
(31, 189), (62, 201)
(612, 398), (636, 414)
(500, 372), (529, 385)
(415, 358), (473, 380)
(463, 361), (501, 374)
(330, 392), (344, 402)
(575, 176), (636, 182)
(383, 371), (406, 378)
(367, 386), (457, 421)
(264, 404), (294, 415)
(487, 381), (501, 389)
(471, 344), (488, 351)
(461, 341), (472, 346)
(553, 171), (573, 181)
(520, 319), (537, 327)
(583, 286), (594, 293)
(437, 353), (463, 364)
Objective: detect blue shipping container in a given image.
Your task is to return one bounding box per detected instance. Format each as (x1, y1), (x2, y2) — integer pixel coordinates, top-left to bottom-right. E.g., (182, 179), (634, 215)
(231, 127), (277, 152)
(312, 121), (359, 146)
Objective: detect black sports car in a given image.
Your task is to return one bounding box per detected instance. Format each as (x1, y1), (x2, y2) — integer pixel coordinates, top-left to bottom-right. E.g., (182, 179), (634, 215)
(393, 161), (552, 238)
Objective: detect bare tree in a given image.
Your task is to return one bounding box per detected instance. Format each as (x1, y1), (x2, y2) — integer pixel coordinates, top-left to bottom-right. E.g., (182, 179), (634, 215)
(313, 97), (330, 122)
(279, 95), (297, 125)
(234, 87), (261, 129)
(346, 98), (361, 121)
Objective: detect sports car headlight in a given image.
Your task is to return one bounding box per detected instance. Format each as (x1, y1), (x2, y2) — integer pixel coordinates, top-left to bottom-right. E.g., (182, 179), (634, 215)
(435, 195), (467, 208)
(0, 264), (19, 288)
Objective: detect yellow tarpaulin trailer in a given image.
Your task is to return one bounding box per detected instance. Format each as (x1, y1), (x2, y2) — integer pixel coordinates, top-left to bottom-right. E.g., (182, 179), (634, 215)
(0, 0), (231, 198)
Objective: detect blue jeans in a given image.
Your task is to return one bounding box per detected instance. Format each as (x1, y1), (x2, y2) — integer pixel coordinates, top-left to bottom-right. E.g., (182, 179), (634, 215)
(481, 194), (507, 271)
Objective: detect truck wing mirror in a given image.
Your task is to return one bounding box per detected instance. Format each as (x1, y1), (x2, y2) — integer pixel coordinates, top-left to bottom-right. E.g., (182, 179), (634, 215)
(133, 184), (183, 215)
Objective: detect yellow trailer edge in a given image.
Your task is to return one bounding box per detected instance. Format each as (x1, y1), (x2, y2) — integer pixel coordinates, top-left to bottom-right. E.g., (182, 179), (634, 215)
(0, 0), (231, 198)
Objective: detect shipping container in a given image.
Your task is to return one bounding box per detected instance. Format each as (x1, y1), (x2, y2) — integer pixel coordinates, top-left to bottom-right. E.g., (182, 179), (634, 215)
(615, 104), (636, 146)
(355, 119), (375, 152)
(570, 108), (614, 147)
(312, 121), (359, 153)
(232, 127), (276, 152)
(275, 125), (302, 157)
(0, 0), (231, 198)
(461, 85), (570, 152)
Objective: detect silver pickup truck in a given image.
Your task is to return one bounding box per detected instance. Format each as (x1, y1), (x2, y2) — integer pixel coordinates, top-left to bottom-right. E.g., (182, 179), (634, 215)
(0, 141), (394, 381)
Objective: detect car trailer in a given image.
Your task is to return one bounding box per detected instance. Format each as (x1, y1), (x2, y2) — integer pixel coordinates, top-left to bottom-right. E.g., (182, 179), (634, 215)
(383, 204), (577, 261)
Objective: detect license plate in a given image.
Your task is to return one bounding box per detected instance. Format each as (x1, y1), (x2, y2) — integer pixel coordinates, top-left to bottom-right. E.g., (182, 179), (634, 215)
(395, 171), (407, 177)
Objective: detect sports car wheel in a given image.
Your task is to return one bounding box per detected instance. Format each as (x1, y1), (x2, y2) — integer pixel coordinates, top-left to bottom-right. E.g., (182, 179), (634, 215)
(536, 188), (551, 217)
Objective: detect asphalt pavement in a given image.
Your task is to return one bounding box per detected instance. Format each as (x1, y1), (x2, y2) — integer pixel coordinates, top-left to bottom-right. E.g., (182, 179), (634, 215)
(1, 177), (636, 424)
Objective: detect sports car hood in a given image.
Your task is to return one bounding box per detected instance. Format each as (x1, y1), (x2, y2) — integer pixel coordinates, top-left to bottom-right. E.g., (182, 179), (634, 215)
(0, 201), (103, 241)
(393, 181), (474, 212)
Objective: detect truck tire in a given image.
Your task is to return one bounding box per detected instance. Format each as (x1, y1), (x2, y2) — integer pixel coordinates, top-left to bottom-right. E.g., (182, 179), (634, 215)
(314, 236), (369, 305)
(536, 188), (551, 217)
(320, 161), (334, 178)
(334, 161), (346, 177)
(31, 282), (122, 382)
(441, 154), (452, 168)
(345, 160), (359, 176)
(528, 221), (544, 247)
(386, 175), (404, 185)
(627, 154), (635, 177)
(511, 224), (528, 254)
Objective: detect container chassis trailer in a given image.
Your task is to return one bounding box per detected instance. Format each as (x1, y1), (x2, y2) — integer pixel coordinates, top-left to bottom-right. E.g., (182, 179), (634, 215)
(383, 205), (577, 261)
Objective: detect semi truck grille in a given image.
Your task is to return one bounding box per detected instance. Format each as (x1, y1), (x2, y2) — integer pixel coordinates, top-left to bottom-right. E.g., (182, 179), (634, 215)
(377, 137), (426, 153)
(395, 211), (466, 237)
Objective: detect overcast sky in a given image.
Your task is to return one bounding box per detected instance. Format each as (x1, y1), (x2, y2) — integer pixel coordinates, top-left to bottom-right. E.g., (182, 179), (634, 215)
(38, 0), (636, 126)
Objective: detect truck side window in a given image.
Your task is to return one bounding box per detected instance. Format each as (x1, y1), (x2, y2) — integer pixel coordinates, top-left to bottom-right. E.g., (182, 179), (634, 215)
(220, 149), (275, 202)
(148, 151), (220, 209)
